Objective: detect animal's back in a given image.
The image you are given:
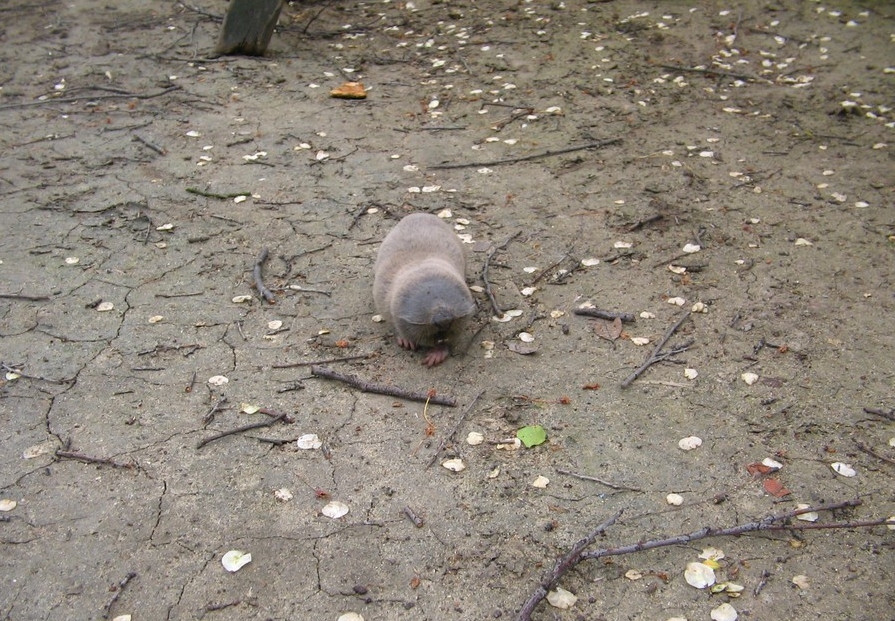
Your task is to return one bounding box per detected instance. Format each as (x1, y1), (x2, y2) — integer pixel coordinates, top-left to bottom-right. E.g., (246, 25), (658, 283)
(373, 213), (466, 318)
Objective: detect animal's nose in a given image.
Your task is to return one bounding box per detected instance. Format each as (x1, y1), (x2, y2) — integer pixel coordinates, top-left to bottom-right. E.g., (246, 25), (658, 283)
(432, 310), (454, 331)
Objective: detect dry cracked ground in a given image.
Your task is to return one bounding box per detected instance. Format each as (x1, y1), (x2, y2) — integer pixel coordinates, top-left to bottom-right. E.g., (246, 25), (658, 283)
(1, 1), (893, 620)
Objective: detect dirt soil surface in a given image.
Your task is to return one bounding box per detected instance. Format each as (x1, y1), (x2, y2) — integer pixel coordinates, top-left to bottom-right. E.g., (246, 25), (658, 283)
(1, 1), (894, 620)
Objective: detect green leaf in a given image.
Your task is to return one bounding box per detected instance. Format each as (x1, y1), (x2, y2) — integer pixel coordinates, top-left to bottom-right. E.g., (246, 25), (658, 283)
(516, 425), (547, 448)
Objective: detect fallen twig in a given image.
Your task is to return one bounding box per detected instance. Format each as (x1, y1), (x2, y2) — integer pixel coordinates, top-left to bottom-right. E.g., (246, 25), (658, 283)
(2, 362), (73, 384)
(573, 308), (636, 323)
(555, 468), (641, 492)
(516, 511), (622, 621)
(132, 133), (166, 155)
(202, 397), (227, 425)
(517, 499), (886, 621)
(403, 506), (425, 528)
(426, 390), (485, 467)
(56, 450), (134, 470)
(197, 411), (290, 449)
(863, 406), (895, 422)
(0, 86), (180, 111)
(311, 365), (457, 406)
(253, 247), (276, 303)
(483, 232), (521, 316)
(429, 138), (621, 170)
(186, 187), (253, 199)
(659, 63), (765, 83)
(102, 571), (138, 619)
(856, 441), (895, 466)
(620, 311), (691, 388)
(0, 293), (51, 301)
(271, 354), (372, 369)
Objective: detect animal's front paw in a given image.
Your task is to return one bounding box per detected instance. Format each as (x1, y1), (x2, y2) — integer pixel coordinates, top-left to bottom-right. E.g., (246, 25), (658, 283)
(422, 344), (449, 367)
(397, 337), (418, 351)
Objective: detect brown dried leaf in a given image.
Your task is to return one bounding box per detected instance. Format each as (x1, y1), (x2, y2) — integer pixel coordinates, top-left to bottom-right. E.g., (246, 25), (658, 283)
(330, 82), (367, 99)
(593, 317), (623, 341)
(762, 477), (791, 497)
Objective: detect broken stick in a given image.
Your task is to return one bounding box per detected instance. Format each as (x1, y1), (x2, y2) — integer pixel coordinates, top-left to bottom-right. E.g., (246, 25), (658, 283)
(310, 365), (457, 406)
(620, 311), (691, 388)
(253, 247), (276, 303)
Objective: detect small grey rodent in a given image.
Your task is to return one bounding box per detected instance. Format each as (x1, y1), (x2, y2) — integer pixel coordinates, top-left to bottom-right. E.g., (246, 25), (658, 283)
(373, 213), (475, 367)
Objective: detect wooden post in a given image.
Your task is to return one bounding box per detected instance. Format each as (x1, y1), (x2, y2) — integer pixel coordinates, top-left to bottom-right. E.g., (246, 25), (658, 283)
(214, 0), (285, 56)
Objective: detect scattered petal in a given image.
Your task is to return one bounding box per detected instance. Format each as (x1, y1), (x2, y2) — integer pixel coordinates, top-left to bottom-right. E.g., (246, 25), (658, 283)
(233, 195), (247, 203)
(0, 499), (17, 512)
(678, 436), (703, 451)
(684, 562), (716, 589)
(337, 614), (364, 621)
(207, 375), (229, 386)
(684, 368), (698, 379)
(581, 257), (600, 266)
(531, 475), (550, 488)
(23, 441), (56, 459)
(221, 550), (252, 572)
(241, 403), (260, 414)
(691, 301), (707, 313)
(466, 431), (484, 446)
(297, 434), (323, 450)
(699, 547), (725, 561)
(148, 315), (164, 324)
(185, 130), (201, 137)
(546, 587), (577, 609)
(442, 458), (466, 472)
(521, 287), (537, 296)
(523, 266), (538, 273)
(321, 500), (350, 519)
(640, 311), (656, 319)
(792, 575), (810, 589)
(371, 314), (384, 323)
(831, 462), (856, 477)
(666, 493), (684, 506)
(488, 467), (501, 479)
(762, 457), (783, 470)
(741, 372), (759, 385)
(794, 238), (813, 246)
(96, 301), (114, 312)
(518, 332), (535, 343)
(710, 604), (737, 621)
(274, 488), (293, 502)
(65, 256), (80, 265)
(550, 310), (565, 319)
(667, 296), (686, 306)
(625, 569), (643, 580)
(682, 243), (701, 254)
(614, 241), (633, 249)
(630, 337), (650, 346)
(232, 295), (253, 303)
(156, 223), (174, 231)
(795, 503), (819, 522)
(436, 208), (452, 218)
(267, 320), (283, 330)
(6, 371), (20, 380)
(669, 265), (687, 274)
(493, 309), (523, 322)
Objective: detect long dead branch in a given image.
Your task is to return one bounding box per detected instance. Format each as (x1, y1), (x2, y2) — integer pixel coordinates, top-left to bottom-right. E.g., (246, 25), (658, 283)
(311, 365), (457, 406)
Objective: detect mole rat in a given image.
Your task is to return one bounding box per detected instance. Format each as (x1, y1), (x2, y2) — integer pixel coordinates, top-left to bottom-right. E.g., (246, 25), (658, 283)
(373, 213), (476, 367)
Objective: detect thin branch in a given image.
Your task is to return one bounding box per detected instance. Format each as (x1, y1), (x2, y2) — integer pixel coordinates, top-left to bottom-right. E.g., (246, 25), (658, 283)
(555, 468), (641, 492)
(253, 247), (276, 304)
(573, 308), (636, 323)
(271, 354), (372, 369)
(56, 450), (134, 470)
(856, 442), (895, 466)
(863, 406), (895, 422)
(516, 511), (623, 621)
(0, 86), (181, 111)
(102, 571), (138, 619)
(429, 138), (621, 170)
(196, 411), (290, 449)
(516, 499), (882, 621)
(427, 389), (485, 467)
(659, 63), (765, 83)
(310, 365), (457, 406)
(483, 232), (521, 316)
(0, 293), (51, 301)
(620, 311), (691, 388)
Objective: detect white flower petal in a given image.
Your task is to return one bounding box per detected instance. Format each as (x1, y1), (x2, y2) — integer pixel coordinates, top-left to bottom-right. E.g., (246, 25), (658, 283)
(221, 550), (252, 572)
